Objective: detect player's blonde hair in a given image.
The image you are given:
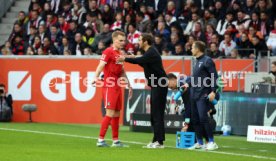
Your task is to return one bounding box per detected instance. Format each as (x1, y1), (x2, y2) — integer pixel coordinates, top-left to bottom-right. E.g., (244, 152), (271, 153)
(112, 30), (125, 40)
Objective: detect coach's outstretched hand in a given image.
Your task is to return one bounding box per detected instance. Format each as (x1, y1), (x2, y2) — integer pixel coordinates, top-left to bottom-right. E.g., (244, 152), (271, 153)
(116, 55), (125, 63)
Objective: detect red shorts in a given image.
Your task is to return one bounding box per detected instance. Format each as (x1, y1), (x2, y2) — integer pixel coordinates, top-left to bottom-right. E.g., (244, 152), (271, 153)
(102, 87), (122, 111)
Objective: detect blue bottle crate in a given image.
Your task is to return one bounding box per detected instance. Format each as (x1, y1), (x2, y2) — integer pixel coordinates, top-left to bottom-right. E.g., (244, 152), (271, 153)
(176, 131), (195, 149)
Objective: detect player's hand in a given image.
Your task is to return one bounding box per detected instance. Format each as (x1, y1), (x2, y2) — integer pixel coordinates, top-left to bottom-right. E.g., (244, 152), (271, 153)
(116, 55), (125, 63)
(128, 86), (133, 100)
(92, 77), (99, 86)
(208, 91), (216, 102)
(181, 124), (189, 132)
(181, 83), (189, 92)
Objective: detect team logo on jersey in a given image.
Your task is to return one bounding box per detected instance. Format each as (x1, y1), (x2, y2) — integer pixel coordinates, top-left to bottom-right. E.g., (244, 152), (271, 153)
(107, 102), (111, 106)
(199, 62), (203, 68)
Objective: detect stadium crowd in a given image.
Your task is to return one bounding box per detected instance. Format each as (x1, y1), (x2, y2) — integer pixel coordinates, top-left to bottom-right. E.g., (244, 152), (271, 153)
(0, 0), (276, 58)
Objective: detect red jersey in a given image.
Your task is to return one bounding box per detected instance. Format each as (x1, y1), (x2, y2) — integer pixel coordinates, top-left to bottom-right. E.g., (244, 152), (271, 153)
(100, 47), (123, 88)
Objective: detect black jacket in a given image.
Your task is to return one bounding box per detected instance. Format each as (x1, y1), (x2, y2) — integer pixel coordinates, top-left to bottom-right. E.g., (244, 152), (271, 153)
(186, 54), (218, 99)
(125, 46), (167, 87)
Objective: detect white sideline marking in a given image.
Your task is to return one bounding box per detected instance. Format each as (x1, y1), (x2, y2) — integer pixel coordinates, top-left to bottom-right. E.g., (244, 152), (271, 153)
(0, 127), (276, 160)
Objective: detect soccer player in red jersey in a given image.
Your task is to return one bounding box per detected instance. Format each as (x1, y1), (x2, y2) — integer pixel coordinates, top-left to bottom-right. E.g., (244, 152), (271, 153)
(93, 30), (132, 147)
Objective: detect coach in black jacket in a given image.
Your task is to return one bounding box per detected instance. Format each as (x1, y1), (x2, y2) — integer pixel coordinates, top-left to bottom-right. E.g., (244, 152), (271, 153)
(117, 33), (168, 148)
(184, 41), (219, 150)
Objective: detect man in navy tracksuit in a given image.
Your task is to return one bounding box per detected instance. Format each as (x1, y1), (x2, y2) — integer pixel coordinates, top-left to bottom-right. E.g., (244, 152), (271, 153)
(183, 41), (219, 150)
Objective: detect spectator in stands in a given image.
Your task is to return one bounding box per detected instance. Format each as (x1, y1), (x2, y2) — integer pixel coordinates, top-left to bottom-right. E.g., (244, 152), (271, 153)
(58, 16), (70, 35)
(95, 40), (106, 55)
(87, 0), (101, 17)
(0, 47), (11, 55)
(255, 0), (273, 17)
(267, 20), (276, 56)
(207, 42), (224, 58)
(60, 0), (73, 21)
(27, 10), (44, 35)
(210, 34), (220, 45)
(249, 11), (261, 31)
(66, 20), (84, 44)
(122, 0), (134, 17)
(111, 12), (123, 31)
(213, 0), (226, 21)
(37, 47), (45, 55)
(26, 26), (37, 46)
(14, 11), (29, 30)
(161, 48), (170, 56)
(42, 37), (59, 55)
(184, 12), (203, 36)
(123, 13), (135, 33)
(249, 35), (268, 58)
(32, 35), (42, 54)
(260, 11), (272, 39)
(173, 43), (185, 56)
(167, 33), (181, 54)
(9, 23), (24, 45)
(89, 11), (104, 34)
(234, 10), (251, 29)
(229, 49), (240, 59)
(193, 0), (214, 11)
(191, 22), (206, 42)
(216, 11), (235, 36)
(1, 41), (13, 55)
(248, 26), (264, 42)
(64, 49), (71, 56)
(45, 13), (58, 28)
(58, 36), (73, 55)
(49, 25), (63, 47)
(153, 34), (166, 54)
(244, 0), (255, 15)
(136, 12), (152, 33)
(71, 1), (86, 24)
(155, 21), (170, 42)
(82, 27), (95, 47)
(237, 33), (253, 58)
(72, 33), (88, 55)
(11, 35), (25, 55)
(219, 33), (237, 57)
(84, 47), (93, 55)
(91, 24), (112, 52)
(26, 46), (35, 55)
(40, 2), (52, 21)
(127, 23), (141, 49)
(203, 10), (217, 29)
(38, 24), (50, 44)
(101, 4), (114, 25)
(29, 2), (42, 13)
(234, 24), (247, 44)
(184, 35), (195, 56)
(165, 1), (178, 17)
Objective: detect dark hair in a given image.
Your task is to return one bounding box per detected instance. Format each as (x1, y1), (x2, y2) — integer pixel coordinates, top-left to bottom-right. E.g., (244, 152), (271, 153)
(141, 33), (154, 45)
(193, 41), (206, 52)
(272, 61), (276, 66)
(167, 73), (177, 80)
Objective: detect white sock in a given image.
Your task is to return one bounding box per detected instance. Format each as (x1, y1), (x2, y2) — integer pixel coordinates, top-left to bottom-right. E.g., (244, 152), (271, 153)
(98, 138), (104, 142)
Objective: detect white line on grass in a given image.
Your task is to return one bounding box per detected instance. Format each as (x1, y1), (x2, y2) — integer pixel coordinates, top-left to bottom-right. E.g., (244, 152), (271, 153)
(0, 127), (276, 161)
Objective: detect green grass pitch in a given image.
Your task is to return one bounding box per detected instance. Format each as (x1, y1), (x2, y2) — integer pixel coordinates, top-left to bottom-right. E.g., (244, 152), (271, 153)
(0, 123), (275, 161)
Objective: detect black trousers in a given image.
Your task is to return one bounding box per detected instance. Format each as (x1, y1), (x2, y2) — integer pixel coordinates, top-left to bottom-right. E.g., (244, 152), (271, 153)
(191, 98), (213, 141)
(150, 86), (168, 144)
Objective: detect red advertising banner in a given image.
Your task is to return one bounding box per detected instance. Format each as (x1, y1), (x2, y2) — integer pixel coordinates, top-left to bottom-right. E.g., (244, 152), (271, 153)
(0, 57), (253, 123)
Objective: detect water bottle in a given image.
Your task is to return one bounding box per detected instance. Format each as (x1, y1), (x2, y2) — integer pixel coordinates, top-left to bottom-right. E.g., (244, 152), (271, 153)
(173, 87), (184, 101)
(207, 95), (218, 105)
